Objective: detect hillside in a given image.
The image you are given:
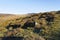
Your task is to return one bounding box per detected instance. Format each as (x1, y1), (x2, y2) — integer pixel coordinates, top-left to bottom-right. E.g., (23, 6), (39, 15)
(0, 11), (60, 40)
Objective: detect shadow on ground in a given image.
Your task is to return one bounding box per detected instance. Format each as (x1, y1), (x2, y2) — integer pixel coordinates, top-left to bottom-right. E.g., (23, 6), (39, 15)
(0, 37), (24, 40)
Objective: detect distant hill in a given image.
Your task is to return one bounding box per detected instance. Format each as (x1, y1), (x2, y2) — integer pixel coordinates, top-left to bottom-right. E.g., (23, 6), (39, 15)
(0, 13), (15, 16)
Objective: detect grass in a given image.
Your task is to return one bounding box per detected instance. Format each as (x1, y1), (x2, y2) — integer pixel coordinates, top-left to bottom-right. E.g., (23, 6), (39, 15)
(0, 11), (60, 40)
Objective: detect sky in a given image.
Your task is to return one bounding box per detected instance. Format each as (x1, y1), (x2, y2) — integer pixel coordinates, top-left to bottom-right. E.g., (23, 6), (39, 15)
(0, 0), (60, 14)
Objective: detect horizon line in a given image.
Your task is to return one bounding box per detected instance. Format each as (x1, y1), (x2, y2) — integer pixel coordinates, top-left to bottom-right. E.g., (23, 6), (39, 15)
(0, 10), (60, 14)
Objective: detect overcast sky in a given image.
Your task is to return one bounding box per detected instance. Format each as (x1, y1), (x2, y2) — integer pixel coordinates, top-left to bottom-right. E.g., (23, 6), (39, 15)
(0, 0), (60, 14)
